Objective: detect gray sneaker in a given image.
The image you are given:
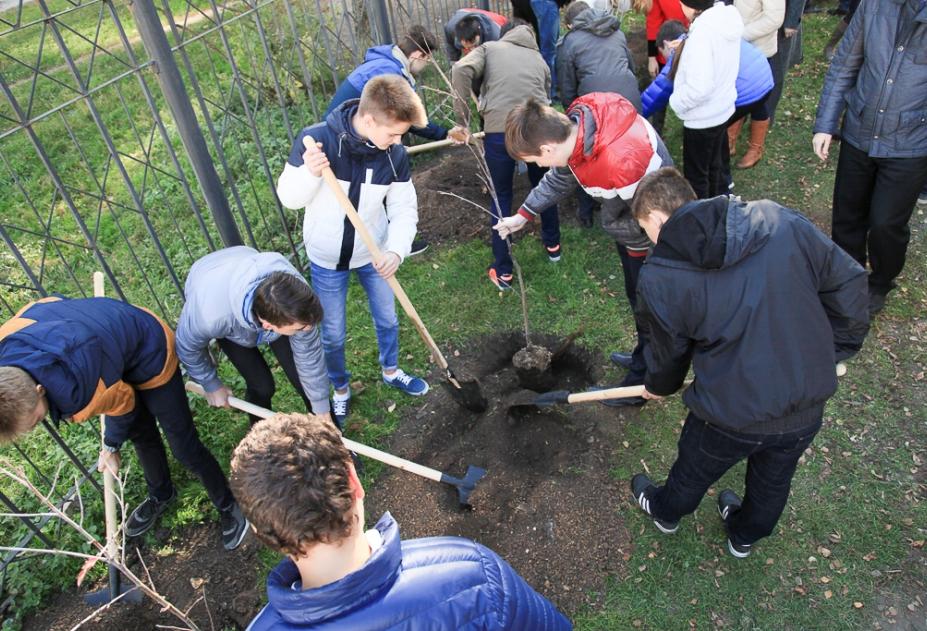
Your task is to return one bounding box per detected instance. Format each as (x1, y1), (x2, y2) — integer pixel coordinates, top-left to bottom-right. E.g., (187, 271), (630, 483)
(125, 489), (176, 538)
(220, 502), (249, 551)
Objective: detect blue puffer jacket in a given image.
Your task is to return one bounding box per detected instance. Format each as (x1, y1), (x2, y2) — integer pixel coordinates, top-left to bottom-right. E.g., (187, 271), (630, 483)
(325, 45), (447, 141)
(641, 38), (773, 118)
(813, 0), (927, 158)
(247, 513), (572, 631)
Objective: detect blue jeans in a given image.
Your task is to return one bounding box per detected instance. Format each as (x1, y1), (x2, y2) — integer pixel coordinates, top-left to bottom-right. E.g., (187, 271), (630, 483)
(649, 413), (822, 546)
(310, 262), (399, 390)
(484, 132), (560, 276)
(530, 0), (560, 98)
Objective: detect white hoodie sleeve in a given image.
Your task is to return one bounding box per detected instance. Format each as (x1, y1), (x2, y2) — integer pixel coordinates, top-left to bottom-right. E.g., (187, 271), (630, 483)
(275, 128), (325, 210)
(382, 151), (419, 261)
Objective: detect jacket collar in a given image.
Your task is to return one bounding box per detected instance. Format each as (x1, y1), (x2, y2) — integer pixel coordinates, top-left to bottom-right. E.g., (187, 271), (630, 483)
(266, 512), (402, 625)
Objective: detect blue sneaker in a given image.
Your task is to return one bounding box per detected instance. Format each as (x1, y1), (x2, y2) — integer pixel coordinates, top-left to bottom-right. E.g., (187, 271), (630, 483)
(382, 369), (429, 396)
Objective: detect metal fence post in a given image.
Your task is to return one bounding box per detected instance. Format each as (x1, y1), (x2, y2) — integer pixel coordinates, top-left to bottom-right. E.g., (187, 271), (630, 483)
(367, 0), (392, 45)
(127, 0), (244, 249)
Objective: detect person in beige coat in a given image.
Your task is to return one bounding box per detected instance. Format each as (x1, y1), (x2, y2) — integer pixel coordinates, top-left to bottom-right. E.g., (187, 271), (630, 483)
(449, 21), (561, 290)
(728, 0), (784, 168)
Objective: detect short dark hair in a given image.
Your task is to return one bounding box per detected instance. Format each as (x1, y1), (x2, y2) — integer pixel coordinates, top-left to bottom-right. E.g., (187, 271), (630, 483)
(500, 17), (531, 37)
(252, 271), (323, 327)
(564, 1), (591, 27)
(631, 167), (697, 219)
(505, 97), (573, 157)
(398, 24), (438, 57)
(455, 15), (483, 44)
(0, 367), (39, 443)
(230, 413), (355, 556)
(656, 20), (686, 47)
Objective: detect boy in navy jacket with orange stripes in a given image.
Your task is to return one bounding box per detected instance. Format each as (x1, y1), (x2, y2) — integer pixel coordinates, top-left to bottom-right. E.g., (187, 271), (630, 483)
(0, 296), (248, 550)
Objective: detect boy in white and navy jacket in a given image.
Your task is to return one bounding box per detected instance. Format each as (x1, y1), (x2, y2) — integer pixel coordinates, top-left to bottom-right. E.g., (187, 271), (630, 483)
(276, 75), (429, 421)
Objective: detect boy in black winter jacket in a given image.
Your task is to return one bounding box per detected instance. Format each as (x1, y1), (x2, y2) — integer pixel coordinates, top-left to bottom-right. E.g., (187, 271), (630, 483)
(627, 168), (869, 558)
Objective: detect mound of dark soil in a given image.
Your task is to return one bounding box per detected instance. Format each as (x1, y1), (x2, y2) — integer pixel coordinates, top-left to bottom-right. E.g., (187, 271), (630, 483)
(365, 332), (635, 614)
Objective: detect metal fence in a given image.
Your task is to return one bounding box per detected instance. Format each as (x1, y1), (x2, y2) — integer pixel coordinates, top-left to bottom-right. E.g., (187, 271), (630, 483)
(0, 0), (508, 614)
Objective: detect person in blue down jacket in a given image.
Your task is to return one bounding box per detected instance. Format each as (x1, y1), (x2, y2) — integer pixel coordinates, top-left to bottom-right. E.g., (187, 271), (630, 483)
(326, 25), (448, 142)
(231, 412), (572, 631)
(812, 0), (927, 317)
(641, 20), (773, 187)
(175, 246), (333, 425)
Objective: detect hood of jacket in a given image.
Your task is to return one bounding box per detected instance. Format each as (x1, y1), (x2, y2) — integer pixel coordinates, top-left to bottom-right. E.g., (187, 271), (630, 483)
(499, 23), (541, 50)
(226, 249), (308, 331)
(360, 45), (413, 83)
(569, 8), (621, 36)
(266, 513), (402, 625)
(324, 99), (396, 162)
(692, 2), (744, 42)
(653, 196), (771, 271)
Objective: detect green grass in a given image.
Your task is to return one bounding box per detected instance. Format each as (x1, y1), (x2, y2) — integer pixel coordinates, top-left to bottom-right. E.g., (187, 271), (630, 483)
(2, 4), (926, 630)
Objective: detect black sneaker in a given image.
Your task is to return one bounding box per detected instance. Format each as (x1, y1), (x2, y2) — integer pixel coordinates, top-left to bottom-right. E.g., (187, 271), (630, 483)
(630, 474), (679, 534)
(546, 244), (562, 263)
(332, 393), (350, 429)
(717, 489), (752, 558)
(125, 489), (176, 537)
(409, 238), (429, 257)
(220, 501), (249, 551)
(609, 351), (634, 370)
(868, 288), (887, 317)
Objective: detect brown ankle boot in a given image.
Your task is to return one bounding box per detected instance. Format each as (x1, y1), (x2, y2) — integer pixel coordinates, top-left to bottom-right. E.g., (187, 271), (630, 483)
(727, 118), (745, 156)
(736, 119), (770, 169)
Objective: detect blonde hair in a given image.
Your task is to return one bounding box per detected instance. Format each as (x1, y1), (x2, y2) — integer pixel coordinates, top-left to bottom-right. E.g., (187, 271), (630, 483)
(631, 0), (652, 13)
(358, 75), (427, 128)
(0, 367), (40, 443)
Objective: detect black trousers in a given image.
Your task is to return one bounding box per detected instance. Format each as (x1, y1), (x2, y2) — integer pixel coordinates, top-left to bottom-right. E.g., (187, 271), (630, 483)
(650, 412), (822, 546)
(616, 243), (648, 384)
(218, 337), (313, 424)
(683, 123), (727, 199)
(127, 369), (233, 509)
(832, 141), (927, 294)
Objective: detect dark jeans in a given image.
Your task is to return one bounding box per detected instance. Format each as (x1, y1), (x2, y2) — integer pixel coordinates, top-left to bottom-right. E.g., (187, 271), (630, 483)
(832, 141), (927, 294)
(218, 337), (314, 424)
(650, 412), (822, 546)
(127, 370), (234, 509)
(683, 123), (727, 199)
(616, 244), (647, 383)
(484, 132), (560, 276)
(577, 188), (597, 222)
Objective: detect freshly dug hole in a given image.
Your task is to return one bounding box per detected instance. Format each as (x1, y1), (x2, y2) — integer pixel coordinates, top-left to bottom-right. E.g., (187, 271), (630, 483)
(513, 344), (554, 391)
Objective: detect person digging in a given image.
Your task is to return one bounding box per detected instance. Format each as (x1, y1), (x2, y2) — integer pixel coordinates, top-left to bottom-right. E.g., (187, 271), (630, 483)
(626, 168), (869, 558)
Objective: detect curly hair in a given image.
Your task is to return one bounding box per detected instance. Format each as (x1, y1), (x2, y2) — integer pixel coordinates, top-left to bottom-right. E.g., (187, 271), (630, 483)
(230, 413), (356, 557)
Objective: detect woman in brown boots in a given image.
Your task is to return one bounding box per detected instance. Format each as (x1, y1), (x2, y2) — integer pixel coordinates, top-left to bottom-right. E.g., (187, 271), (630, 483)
(728, 0), (784, 169)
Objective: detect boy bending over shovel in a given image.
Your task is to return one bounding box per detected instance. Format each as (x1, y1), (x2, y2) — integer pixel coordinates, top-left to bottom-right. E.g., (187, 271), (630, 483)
(627, 168), (869, 558)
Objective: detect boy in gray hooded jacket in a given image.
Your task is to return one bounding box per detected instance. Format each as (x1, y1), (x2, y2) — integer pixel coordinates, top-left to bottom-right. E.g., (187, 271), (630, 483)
(176, 246), (333, 425)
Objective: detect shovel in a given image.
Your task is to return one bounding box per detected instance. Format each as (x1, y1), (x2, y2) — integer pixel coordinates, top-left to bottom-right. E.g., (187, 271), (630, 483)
(508, 362), (849, 414)
(185, 382), (486, 508)
(317, 160), (487, 413)
(84, 272), (142, 607)
(406, 131), (485, 155)
(507, 384), (646, 414)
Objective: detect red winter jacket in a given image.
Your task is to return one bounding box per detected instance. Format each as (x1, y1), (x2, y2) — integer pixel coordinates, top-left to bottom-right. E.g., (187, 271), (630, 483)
(518, 93), (670, 254)
(647, 0), (689, 65)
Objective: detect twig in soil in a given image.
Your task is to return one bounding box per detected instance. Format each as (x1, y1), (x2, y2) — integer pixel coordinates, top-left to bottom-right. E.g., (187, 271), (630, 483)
(640, 459), (651, 475)
(201, 585), (216, 631)
(69, 585), (135, 631)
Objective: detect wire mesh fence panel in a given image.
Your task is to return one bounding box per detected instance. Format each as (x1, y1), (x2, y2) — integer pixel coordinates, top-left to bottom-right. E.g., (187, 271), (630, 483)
(0, 0), (503, 617)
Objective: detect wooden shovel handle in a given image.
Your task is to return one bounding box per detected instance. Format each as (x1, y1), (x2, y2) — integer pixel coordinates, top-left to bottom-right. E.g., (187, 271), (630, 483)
(406, 131), (486, 155)
(319, 167), (450, 372)
(93, 272), (119, 558)
(567, 385), (646, 404)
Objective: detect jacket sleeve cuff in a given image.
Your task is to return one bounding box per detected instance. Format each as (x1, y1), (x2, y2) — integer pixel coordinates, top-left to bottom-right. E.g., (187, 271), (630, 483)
(517, 207), (536, 220)
(647, 40), (658, 57)
(201, 375), (224, 393)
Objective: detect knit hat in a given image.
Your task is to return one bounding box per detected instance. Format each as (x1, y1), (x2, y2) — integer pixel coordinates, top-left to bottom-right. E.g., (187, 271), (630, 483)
(680, 0), (714, 10)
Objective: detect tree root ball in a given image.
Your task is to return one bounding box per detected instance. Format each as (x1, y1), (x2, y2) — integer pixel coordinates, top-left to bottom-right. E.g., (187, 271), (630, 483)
(513, 344), (554, 391)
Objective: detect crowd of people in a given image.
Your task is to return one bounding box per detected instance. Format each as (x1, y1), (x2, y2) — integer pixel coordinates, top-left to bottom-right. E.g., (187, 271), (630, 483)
(0, 0), (924, 627)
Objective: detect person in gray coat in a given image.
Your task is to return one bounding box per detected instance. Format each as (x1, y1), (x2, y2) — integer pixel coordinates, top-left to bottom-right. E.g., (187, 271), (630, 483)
(556, 2), (642, 112)
(812, 0), (927, 316)
(176, 246), (333, 425)
(556, 1), (642, 227)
